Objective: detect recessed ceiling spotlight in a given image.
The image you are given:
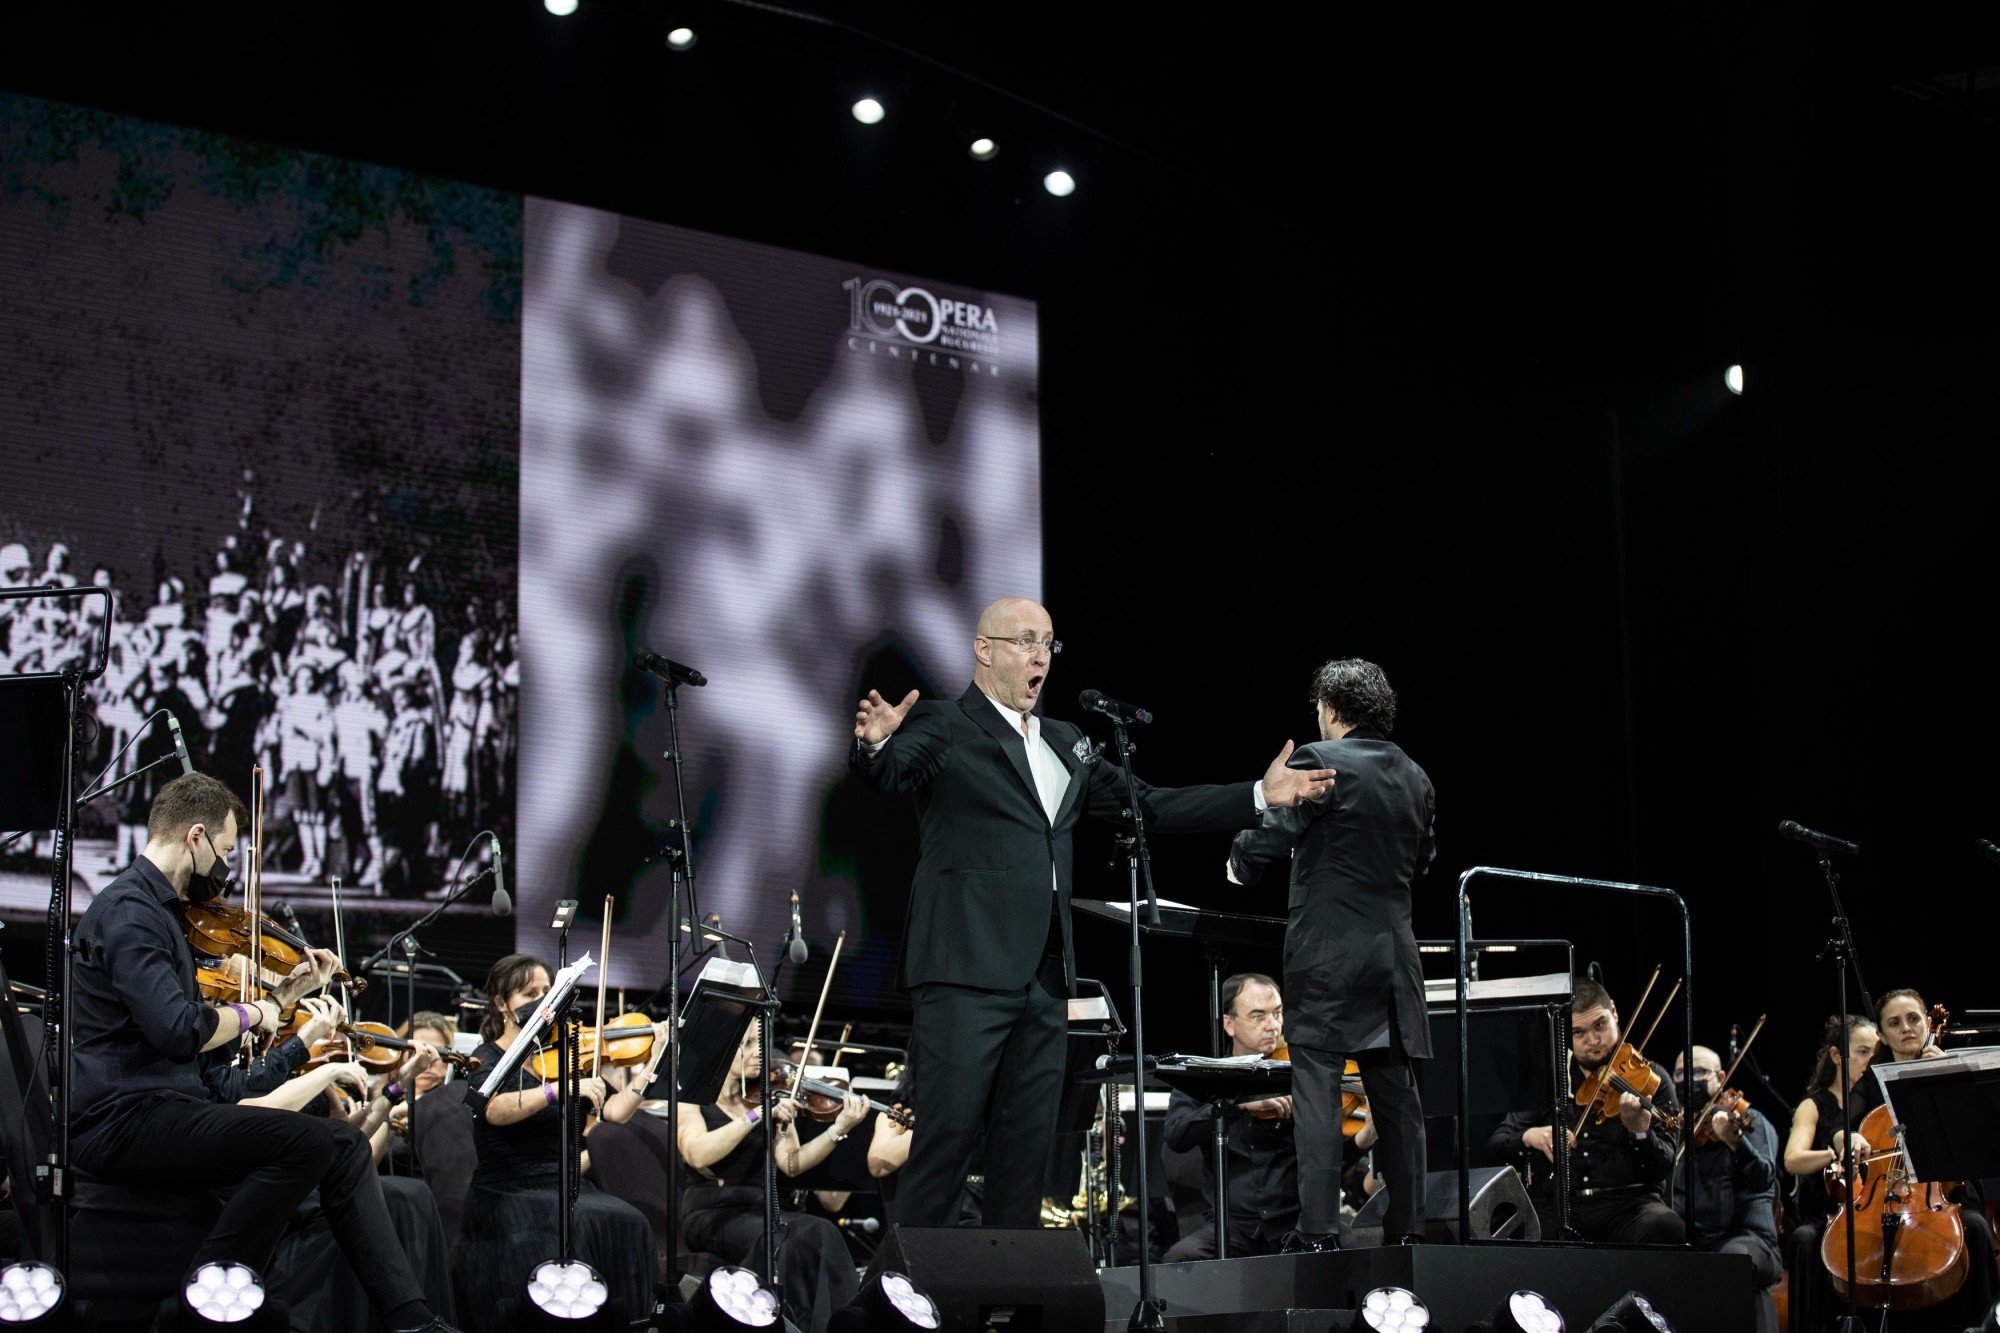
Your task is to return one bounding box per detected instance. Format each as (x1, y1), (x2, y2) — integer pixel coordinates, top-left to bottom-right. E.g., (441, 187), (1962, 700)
(1724, 364), (1744, 395)
(544, 0), (579, 15)
(665, 27), (697, 50)
(968, 137), (999, 160)
(852, 98), (886, 125)
(1042, 170), (1076, 197)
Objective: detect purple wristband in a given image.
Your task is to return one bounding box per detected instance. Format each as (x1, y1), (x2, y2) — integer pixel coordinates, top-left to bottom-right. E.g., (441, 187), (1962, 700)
(745, 1106), (761, 1126)
(543, 1082), (558, 1106)
(227, 1002), (253, 1033)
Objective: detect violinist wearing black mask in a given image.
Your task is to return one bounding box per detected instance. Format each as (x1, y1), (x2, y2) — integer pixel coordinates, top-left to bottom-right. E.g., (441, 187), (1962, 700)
(1673, 1046), (1782, 1333)
(67, 772), (459, 1333)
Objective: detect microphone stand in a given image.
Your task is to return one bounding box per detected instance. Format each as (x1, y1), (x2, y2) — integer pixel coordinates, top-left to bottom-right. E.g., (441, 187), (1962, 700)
(685, 921), (783, 1293)
(1102, 714), (1164, 1333)
(653, 676), (705, 1295)
(355, 864), (493, 1030)
(1805, 836), (1871, 1333)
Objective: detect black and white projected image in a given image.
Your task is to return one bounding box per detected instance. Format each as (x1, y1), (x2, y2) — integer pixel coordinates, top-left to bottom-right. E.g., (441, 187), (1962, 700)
(518, 199), (1042, 1006)
(0, 95), (522, 955)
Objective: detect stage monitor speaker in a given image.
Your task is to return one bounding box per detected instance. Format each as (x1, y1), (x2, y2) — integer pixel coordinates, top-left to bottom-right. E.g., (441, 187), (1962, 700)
(1347, 1164), (1539, 1246)
(864, 1226), (1104, 1333)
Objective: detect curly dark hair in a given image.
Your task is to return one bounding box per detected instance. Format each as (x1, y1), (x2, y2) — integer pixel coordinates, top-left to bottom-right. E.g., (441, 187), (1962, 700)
(1309, 658), (1398, 734)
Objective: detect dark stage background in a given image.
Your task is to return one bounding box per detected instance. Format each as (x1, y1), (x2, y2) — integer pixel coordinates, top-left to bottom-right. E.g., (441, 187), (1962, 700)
(4, 5), (1998, 1121)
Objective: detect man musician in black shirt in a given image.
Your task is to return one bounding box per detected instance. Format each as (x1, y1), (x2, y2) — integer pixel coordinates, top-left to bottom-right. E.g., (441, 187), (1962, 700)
(1489, 977), (1683, 1245)
(68, 772), (456, 1332)
(1161, 973), (1300, 1259)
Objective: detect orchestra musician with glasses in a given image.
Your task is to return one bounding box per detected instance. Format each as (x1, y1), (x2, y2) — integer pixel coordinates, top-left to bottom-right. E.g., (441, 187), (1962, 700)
(851, 595), (1335, 1231)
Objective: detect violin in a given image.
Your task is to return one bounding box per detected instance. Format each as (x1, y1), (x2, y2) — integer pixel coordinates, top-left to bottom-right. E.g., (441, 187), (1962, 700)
(1258, 1042), (1366, 1134)
(527, 1010), (657, 1081)
(300, 1021), (480, 1077)
(1575, 1043), (1684, 1133)
(754, 1060), (914, 1130)
(1691, 1088), (1756, 1148)
(185, 902), (365, 1010)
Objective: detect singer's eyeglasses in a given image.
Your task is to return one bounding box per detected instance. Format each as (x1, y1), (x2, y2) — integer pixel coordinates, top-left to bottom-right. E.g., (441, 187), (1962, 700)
(981, 634), (1062, 655)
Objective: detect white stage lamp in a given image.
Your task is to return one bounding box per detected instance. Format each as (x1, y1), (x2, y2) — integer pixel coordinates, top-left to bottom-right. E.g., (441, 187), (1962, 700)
(1724, 364), (1744, 395)
(1476, 1290), (1564, 1333)
(1043, 170), (1076, 197)
(828, 1270), (940, 1333)
(0, 1263), (65, 1328)
(1586, 1291), (1672, 1332)
(525, 1260), (610, 1322)
(968, 138), (999, 160)
(851, 99), (886, 125)
(665, 27), (697, 49)
(1355, 1285), (1430, 1331)
(690, 1266), (782, 1331)
(544, 0), (579, 14)
(181, 1263), (267, 1326)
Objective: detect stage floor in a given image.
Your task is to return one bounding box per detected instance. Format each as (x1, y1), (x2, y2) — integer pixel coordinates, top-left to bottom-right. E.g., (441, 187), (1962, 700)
(1097, 1243), (1758, 1331)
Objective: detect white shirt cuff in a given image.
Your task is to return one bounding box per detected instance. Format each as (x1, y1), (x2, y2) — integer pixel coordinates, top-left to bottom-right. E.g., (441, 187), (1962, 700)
(1252, 780), (1269, 812)
(864, 738), (887, 756)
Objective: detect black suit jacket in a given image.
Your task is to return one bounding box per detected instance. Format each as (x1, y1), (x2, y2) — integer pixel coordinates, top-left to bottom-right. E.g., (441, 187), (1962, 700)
(1228, 730), (1435, 1055)
(854, 682), (1259, 992)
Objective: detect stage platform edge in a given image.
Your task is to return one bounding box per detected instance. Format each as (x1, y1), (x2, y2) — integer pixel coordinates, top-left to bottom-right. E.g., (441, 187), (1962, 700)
(1097, 1244), (1756, 1332)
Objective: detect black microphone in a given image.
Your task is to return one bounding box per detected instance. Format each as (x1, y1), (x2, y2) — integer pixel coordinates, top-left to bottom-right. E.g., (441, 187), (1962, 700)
(166, 713), (194, 775)
(1975, 838), (2000, 867)
(836, 1217), (881, 1236)
(634, 651), (708, 688)
(490, 833), (512, 917)
(1778, 820), (1859, 856)
(1729, 1023), (1740, 1065)
(787, 890), (807, 964)
(1078, 689), (1152, 725)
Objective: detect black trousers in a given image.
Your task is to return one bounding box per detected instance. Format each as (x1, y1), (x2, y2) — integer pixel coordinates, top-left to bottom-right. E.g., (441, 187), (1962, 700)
(1699, 1230), (1780, 1333)
(1569, 1188), (1684, 1245)
(900, 947), (1068, 1229)
(1292, 1045), (1424, 1237)
(75, 1095), (424, 1312)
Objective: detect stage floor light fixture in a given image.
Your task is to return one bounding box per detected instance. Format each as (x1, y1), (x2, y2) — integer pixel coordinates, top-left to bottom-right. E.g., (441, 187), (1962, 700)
(1352, 1285), (1429, 1331)
(829, 1271), (939, 1333)
(0, 1263), (65, 1326)
(1586, 1292), (1671, 1332)
(1476, 1290), (1564, 1333)
(526, 1260), (610, 1322)
(544, 0), (579, 14)
(852, 98), (886, 125)
(690, 1267), (781, 1331)
(666, 27), (697, 49)
(1724, 364), (1744, 395)
(1043, 170), (1076, 197)
(182, 1263), (267, 1326)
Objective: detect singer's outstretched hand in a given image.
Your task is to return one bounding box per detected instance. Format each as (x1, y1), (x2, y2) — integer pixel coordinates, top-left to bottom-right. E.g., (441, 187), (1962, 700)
(1260, 741), (1336, 808)
(855, 689), (920, 745)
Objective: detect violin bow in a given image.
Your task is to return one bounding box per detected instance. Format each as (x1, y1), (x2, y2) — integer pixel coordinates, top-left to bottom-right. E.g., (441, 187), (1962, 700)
(590, 894), (614, 1075)
(239, 766), (267, 1066)
(788, 928), (845, 1106)
(1632, 977), (1683, 1056)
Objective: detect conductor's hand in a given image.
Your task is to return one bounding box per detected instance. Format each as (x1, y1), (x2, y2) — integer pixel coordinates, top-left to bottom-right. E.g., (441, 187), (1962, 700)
(1260, 741), (1336, 808)
(855, 689), (919, 745)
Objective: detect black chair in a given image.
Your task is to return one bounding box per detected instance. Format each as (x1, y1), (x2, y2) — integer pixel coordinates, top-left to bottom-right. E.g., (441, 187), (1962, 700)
(406, 1080), (477, 1251)
(586, 1113), (727, 1284)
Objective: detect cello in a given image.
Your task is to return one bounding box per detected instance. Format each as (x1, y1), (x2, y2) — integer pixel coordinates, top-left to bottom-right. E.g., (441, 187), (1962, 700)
(1820, 1004), (1968, 1311)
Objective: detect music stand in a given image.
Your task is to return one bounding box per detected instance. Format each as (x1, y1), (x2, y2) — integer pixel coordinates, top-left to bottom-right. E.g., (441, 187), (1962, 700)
(677, 957), (767, 1106)
(1873, 1051), (2000, 1183)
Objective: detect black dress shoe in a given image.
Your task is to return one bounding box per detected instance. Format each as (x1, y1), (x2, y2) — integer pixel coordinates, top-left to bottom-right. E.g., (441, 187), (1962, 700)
(1280, 1230), (1341, 1253)
(1394, 1233), (1425, 1246)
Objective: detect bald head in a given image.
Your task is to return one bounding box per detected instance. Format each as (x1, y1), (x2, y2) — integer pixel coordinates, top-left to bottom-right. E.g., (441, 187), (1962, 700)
(972, 596), (1055, 714)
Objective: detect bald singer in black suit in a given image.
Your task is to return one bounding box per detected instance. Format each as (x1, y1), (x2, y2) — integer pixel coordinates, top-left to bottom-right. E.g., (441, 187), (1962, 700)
(852, 595), (1335, 1229)
(1228, 658), (1435, 1251)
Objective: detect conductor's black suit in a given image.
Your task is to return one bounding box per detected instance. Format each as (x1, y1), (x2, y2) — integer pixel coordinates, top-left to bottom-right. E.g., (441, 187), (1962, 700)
(854, 682), (1260, 1227)
(1229, 729), (1435, 1239)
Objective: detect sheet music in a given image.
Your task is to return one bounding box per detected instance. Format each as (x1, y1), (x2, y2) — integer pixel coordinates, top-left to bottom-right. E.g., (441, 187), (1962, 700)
(476, 951), (595, 1099)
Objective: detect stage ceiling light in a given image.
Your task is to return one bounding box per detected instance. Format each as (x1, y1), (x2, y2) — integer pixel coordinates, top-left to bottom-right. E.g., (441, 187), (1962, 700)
(968, 137), (999, 160)
(544, 0), (579, 14)
(0, 1263), (65, 1327)
(1724, 364), (1744, 395)
(525, 1260), (610, 1322)
(1585, 1292), (1672, 1332)
(1476, 1290), (1564, 1333)
(665, 27), (697, 49)
(1351, 1285), (1430, 1331)
(1042, 170), (1076, 197)
(181, 1262), (268, 1326)
(852, 98), (886, 125)
(828, 1270), (940, 1333)
(690, 1266), (781, 1331)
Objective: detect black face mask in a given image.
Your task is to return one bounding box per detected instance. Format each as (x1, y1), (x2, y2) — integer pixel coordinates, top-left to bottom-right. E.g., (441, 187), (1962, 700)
(511, 1000), (541, 1028)
(187, 831), (234, 903)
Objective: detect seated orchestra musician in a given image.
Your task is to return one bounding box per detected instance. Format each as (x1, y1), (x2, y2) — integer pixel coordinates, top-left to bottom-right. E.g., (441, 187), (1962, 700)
(1672, 1045), (1782, 1333)
(455, 953), (660, 1331)
(1781, 1015), (1882, 1333)
(383, 1010), (460, 1163)
(1489, 977), (1684, 1245)
(678, 1019), (864, 1333)
(67, 772), (457, 1331)
(1160, 972), (1301, 1261)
